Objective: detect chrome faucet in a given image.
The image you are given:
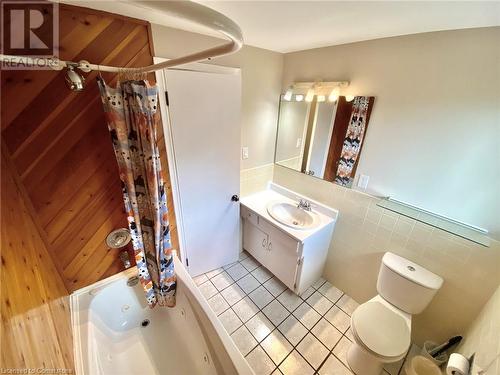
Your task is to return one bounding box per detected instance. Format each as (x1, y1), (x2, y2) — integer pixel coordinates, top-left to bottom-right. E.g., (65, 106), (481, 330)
(297, 199), (312, 211)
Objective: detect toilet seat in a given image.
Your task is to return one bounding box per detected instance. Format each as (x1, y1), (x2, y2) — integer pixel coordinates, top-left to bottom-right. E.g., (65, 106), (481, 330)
(351, 301), (410, 360)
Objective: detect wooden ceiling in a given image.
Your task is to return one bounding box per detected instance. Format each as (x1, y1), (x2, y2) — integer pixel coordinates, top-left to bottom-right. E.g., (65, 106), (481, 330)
(1, 3), (178, 292)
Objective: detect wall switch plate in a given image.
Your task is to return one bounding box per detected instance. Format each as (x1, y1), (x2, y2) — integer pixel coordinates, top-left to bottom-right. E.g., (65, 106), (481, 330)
(357, 174), (370, 189)
(242, 147), (249, 160)
(296, 138), (302, 148)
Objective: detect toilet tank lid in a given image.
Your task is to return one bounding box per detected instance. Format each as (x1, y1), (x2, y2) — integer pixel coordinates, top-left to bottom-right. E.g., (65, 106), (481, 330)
(382, 253), (444, 290)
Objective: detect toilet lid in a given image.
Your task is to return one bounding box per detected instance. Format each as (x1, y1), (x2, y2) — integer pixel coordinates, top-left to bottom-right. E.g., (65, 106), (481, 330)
(352, 301), (410, 358)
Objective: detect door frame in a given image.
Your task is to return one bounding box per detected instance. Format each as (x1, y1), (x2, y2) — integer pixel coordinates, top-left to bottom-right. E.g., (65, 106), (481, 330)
(154, 57), (240, 270)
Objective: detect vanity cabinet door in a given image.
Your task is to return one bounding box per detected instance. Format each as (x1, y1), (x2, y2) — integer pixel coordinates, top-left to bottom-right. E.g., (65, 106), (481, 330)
(243, 220), (269, 265)
(265, 230), (300, 291)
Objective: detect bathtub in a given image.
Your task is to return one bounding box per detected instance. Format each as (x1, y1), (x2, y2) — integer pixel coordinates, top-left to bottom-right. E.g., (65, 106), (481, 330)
(71, 254), (253, 375)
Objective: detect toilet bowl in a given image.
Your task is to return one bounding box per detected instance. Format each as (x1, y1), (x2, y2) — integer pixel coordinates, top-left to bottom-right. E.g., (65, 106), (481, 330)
(348, 297), (411, 375)
(346, 253), (443, 375)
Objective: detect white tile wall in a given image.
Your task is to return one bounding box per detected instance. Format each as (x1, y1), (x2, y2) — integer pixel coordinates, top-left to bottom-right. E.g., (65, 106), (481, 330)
(458, 285), (500, 374)
(240, 163), (274, 197)
(273, 165), (500, 347)
(276, 157), (302, 171)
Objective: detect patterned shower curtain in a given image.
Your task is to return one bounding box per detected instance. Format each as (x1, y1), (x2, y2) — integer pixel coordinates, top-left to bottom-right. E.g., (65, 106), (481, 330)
(334, 96), (370, 187)
(98, 78), (176, 307)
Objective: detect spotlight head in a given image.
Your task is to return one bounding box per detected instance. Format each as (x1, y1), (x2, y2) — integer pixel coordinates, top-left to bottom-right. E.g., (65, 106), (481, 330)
(65, 65), (85, 92)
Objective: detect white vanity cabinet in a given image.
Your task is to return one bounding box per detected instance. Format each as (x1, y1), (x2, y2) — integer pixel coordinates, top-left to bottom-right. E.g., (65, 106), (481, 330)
(240, 190), (337, 296)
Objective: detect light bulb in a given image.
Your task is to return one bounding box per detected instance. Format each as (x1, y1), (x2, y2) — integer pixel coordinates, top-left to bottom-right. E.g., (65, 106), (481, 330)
(283, 88), (293, 101)
(345, 95), (355, 102)
(328, 87), (340, 102)
(317, 95), (326, 102)
(305, 88), (314, 102)
(295, 94), (304, 102)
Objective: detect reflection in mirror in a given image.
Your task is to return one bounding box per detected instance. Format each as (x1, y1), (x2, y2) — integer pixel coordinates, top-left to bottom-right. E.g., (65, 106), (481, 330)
(275, 95), (375, 187)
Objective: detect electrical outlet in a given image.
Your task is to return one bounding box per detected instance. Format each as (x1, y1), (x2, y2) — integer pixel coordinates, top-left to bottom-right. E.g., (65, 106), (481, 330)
(242, 147), (249, 160)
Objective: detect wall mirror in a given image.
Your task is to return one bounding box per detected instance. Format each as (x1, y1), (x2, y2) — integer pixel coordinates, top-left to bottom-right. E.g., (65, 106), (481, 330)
(275, 93), (375, 187)
(272, 82), (495, 246)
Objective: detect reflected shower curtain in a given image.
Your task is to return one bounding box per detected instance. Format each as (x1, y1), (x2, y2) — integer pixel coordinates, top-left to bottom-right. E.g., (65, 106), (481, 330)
(334, 96), (370, 187)
(98, 78), (176, 307)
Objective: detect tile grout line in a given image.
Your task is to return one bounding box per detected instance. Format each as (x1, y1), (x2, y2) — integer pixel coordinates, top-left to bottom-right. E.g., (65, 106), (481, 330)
(198, 254), (403, 375)
(206, 261), (351, 374)
(238, 268), (348, 373)
(205, 264), (345, 373)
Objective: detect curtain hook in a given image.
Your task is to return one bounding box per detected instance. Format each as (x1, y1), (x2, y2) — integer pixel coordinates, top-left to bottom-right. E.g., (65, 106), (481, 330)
(97, 64), (103, 80)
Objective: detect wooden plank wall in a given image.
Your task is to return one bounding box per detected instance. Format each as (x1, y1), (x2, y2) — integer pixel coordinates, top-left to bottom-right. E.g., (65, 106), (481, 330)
(1, 151), (74, 370)
(1, 3), (179, 293)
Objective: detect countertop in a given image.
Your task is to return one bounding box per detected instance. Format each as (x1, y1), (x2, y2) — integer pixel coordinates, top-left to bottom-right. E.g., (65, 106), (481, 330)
(240, 183), (338, 242)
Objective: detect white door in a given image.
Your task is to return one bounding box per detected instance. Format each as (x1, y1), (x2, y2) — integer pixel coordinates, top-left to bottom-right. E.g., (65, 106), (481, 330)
(156, 62), (241, 276)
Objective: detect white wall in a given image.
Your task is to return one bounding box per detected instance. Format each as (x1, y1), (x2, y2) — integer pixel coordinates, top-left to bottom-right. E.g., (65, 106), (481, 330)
(151, 24), (283, 171)
(308, 102), (336, 178)
(458, 284), (500, 374)
(274, 165), (500, 347)
(282, 27), (500, 239)
(275, 100), (309, 162)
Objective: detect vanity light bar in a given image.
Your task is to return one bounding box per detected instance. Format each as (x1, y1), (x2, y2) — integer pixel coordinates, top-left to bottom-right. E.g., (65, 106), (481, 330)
(305, 88), (315, 102)
(283, 88), (293, 101)
(282, 80), (350, 102)
(328, 87), (340, 102)
(293, 81), (349, 90)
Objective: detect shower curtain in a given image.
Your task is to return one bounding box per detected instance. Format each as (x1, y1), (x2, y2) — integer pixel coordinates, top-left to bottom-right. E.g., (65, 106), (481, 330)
(98, 78), (176, 307)
(334, 96), (370, 187)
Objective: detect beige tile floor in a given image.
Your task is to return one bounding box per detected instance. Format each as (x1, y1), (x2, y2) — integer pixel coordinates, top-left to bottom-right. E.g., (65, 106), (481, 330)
(193, 251), (408, 375)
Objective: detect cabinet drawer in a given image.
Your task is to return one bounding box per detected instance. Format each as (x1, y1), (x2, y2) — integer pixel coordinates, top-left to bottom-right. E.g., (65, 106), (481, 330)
(241, 205), (259, 226)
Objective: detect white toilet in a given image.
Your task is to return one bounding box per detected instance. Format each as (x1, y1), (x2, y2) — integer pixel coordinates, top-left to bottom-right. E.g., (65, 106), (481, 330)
(347, 252), (443, 375)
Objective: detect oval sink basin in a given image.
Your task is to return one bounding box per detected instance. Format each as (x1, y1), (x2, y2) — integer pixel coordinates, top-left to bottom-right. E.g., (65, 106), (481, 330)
(267, 201), (317, 230)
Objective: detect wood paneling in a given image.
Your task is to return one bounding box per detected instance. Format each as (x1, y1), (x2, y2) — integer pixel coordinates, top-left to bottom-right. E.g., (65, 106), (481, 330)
(1, 151), (73, 370)
(1, 3), (179, 292)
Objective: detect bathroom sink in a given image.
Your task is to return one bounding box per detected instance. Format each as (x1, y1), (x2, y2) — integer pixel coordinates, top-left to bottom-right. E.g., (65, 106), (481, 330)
(266, 201), (318, 230)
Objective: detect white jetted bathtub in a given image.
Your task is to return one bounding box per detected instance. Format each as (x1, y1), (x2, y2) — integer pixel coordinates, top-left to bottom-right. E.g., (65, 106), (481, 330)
(71, 254), (253, 375)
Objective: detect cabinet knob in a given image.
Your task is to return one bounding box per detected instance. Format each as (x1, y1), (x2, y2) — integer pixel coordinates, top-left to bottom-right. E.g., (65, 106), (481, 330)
(262, 239), (267, 248)
(268, 242), (272, 251)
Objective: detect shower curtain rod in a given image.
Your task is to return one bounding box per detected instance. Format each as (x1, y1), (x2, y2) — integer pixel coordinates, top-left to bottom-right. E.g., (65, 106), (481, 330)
(0, 1), (243, 73)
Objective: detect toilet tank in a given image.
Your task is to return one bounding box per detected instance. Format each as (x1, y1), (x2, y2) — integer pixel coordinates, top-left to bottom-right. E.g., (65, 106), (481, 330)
(377, 252), (443, 314)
